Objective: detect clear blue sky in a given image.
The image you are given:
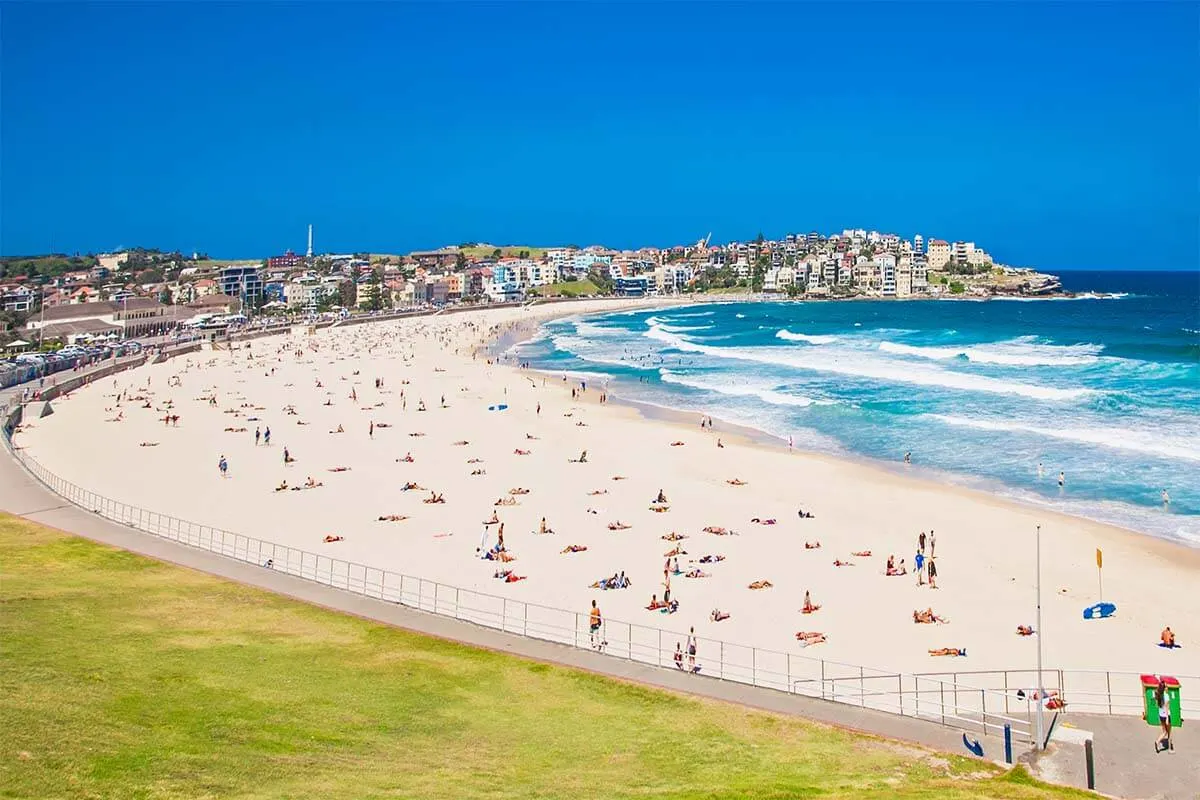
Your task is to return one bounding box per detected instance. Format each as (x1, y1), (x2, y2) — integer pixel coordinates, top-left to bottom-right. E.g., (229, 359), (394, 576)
(2, 2), (1197, 269)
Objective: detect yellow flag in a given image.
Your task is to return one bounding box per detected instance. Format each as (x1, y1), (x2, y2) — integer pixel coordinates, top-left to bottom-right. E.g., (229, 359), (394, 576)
(1096, 548), (1103, 569)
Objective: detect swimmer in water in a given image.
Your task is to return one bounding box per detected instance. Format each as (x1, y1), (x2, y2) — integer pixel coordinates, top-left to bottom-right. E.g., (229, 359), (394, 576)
(1037, 461), (1044, 478)
(1162, 489), (1170, 506)
(1058, 471), (1065, 488)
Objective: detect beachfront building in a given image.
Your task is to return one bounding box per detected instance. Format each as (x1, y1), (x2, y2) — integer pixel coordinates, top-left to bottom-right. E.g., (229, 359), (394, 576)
(1, 286), (35, 313)
(25, 298), (196, 341)
(219, 265), (265, 306)
(926, 240), (951, 270)
(614, 276), (651, 296)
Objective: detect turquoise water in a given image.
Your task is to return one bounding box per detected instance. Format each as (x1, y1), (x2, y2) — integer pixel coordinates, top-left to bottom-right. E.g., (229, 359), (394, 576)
(514, 271), (1200, 545)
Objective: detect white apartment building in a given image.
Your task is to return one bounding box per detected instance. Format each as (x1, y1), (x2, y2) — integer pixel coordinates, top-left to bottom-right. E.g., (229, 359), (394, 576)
(881, 262), (897, 296)
(952, 241), (974, 264)
(927, 240), (951, 270)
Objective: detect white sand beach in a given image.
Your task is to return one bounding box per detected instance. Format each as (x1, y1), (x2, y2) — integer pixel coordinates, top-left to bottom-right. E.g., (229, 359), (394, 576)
(14, 300), (1199, 681)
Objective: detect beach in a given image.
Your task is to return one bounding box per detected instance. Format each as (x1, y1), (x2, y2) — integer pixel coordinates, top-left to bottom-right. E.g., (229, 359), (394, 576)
(13, 299), (1199, 680)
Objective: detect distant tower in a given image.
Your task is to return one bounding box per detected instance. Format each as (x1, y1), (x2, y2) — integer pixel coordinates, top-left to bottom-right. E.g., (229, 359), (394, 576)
(307, 224), (314, 258)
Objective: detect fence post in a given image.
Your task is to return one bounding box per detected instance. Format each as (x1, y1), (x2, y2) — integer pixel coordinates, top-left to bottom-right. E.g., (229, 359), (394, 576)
(860, 666), (865, 707)
(981, 689), (988, 736)
(752, 648), (757, 687)
(898, 675), (903, 714)
(523, 602), (528, 636)
(1106, 671), (1112, 715)
(658, 629), (663, 668)
(940, 683), (946, 725)
(787, 654), (792, 693)
(1084, 739), (1095, 790)
(501, 598), (507, 632)
(719, 641), (724, 679)
(821, 660), (826, 700)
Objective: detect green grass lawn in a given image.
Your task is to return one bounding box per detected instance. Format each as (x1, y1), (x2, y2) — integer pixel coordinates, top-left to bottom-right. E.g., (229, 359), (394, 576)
(0, 514), (1088, 800)
(459, 245), (549, 260)
(530, 279), (601, 297)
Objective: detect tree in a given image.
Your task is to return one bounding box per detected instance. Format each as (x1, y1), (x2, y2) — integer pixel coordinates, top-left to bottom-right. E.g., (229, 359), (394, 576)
(338, 280), (356, 308)
(949, 281), (966, 294)
(455, 252), (467, 271)
(491, 248), (502, 259)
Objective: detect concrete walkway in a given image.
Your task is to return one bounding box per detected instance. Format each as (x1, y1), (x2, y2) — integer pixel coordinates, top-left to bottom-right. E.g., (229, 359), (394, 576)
(0, 408), (1011, 765)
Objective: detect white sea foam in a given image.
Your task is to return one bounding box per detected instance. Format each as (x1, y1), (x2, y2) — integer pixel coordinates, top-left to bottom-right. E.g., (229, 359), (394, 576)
(775, 328), (839, 345)
(878, 337), (1103, 367)
(643, 322), (1093, 401)
(550, 334), (660, 371)
(735, 313), (746, 319)
(659, 369), (828, 407)
(930, 414), (1200, 463)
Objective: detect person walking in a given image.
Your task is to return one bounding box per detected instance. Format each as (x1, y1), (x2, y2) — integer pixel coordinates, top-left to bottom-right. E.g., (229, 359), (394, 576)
(589, 600), (603, 650)
(929, 530), (936, 558)
(263, 426), (271, 446)
(255, 426), (261, 446)
(915, 550), (925, 585)
(218, 455), (228, 478)
(686, 626), (697, 672)
(1154, 678), (1174, 752)
(927, 557), (938, 589)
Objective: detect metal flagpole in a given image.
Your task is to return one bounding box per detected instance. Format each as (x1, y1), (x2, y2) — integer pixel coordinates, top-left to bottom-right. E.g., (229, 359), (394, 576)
(1035, 523), (1045, 749)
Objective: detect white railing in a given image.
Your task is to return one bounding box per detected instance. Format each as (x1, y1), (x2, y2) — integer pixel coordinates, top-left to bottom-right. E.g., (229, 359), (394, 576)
(4, 419), (1032, 745)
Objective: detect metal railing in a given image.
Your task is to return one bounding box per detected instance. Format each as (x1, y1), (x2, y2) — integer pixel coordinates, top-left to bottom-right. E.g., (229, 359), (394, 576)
(4, 416), (1033, 745)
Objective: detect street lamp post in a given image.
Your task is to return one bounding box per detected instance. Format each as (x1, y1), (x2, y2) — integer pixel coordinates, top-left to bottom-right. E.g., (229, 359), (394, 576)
(1035, 523), (1045, 749)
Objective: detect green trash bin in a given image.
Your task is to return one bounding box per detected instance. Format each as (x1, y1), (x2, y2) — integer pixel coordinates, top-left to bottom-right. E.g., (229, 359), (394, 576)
(1141, 674), (1182, 727)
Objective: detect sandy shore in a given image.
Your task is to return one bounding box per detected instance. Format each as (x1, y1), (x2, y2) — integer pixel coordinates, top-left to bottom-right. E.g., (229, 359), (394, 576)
(14, 299), (1199, 681)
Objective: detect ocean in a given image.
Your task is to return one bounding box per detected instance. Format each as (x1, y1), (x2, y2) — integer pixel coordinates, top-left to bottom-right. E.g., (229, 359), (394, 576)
(513, 270), (1200, 546)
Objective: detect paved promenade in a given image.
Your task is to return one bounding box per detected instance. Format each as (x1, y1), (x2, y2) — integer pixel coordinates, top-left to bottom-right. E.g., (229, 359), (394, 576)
(3, 338), (1194, 798)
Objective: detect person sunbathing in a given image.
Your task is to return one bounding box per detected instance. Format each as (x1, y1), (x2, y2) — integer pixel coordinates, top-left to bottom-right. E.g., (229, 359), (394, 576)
(274, 481), (289, 492)
(796, 631), (827, 645)
(377, 514), (409, 522)
(914, 608), (948, 624)
(697, 554), (724, 563)
(467, 457), (483, 464)
(484, 511), (500, 525)
(422, 492), (445, 504)
(375, 422), (391, 428)
(408, 432), (425, 437)
(684, 568), (710, 578)
(702, 526), (729, 535)
(607, 521), (632, 530)
(833, 559), (855, 567)
(328, 466), (350, 472)
(453, 440), (469, 446)
(569, 450), (588, 463)
(851, 550), (872, 557)
(1161, 626), (1177, 648)
(398, 453), (415, 462)
(646, 595), (667, 610)
(797, 509), (815, 518)
(513, 448), (531, 455)
(304, 476), (323, 488)
(1016, 625), (1035, 636)
(885, 555), (907, 576)
(750, 518), (777, 525)
(575, 421), (587, 427)
(470, 469), (486, 476)
(802, 591), (820, 614)
(509, 487), (530, 495)
(611, 475), (627, 481)
(139, 442), (159, 447)
(526, 433), (539, 440)
(805, 541), (821, 549)
(748, 580), (773, 590)
(662, 532), (687, 541)
(711, 609), (730, 622)
(929, 648), (966, 657)
(323, 535), (344, 543)
(654, 489), (669, 504)
(495, 497), (518, 506)
(669, 441), (685, 447)
(659, 599), (680, 614)
(726, 478), (748, 486)
(561, 545), (587, 554)
(537, 517), (554, 534)
(587, 489), (608, 496)
(664, 546), (686, 557)
(401, 482), (423, 491)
